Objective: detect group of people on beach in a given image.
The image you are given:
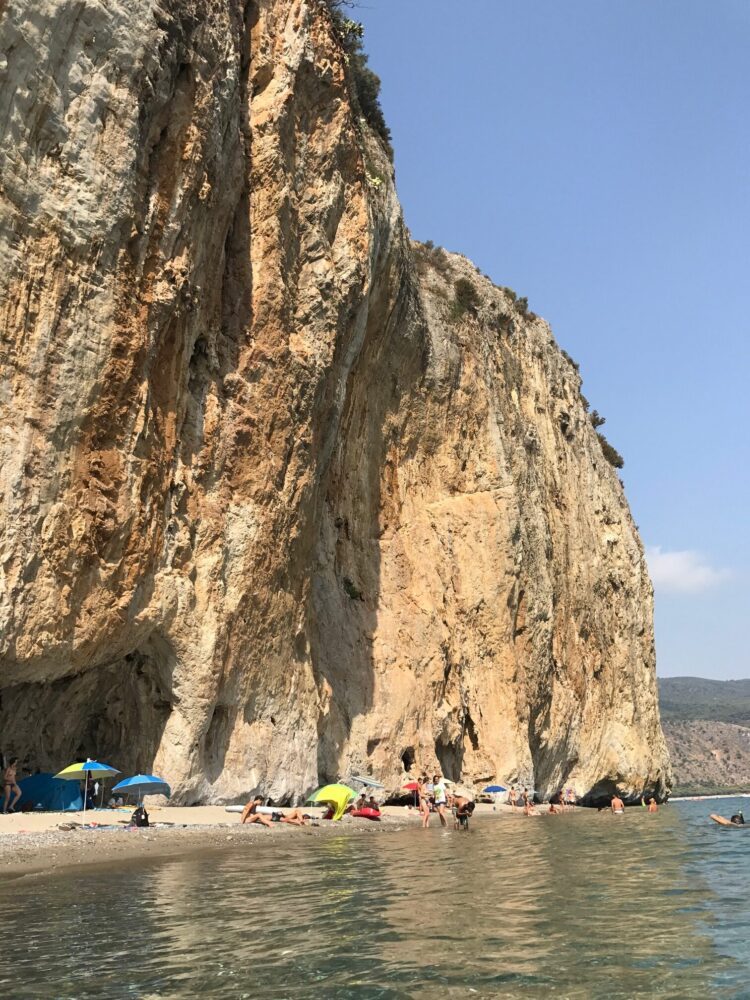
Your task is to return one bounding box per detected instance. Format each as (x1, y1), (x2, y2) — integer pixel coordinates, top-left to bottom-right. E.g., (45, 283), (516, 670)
(502, 784), (576, 816)
(240, 790), (384, 828)
(413, 775), (476, 829)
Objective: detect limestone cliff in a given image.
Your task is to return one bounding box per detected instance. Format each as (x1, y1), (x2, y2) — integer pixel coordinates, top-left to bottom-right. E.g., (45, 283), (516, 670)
(0, 0), (671, 802)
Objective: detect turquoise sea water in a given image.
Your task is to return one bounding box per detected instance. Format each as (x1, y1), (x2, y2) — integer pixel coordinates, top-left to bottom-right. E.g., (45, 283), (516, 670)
(2, 799), (750, 998)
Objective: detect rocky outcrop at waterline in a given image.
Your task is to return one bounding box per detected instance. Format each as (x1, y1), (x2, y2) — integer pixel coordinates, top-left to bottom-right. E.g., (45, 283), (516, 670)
(0, 0), (671, 803)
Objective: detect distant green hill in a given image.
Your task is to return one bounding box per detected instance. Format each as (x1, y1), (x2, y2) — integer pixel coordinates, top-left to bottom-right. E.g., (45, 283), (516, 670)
(659, 677), (750, 795)
(659, 676), (750, 727)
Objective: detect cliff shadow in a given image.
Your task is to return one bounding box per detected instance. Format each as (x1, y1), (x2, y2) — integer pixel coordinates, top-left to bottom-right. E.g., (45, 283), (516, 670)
(0, 632), (176, 781)
(306, 229), (426, 787)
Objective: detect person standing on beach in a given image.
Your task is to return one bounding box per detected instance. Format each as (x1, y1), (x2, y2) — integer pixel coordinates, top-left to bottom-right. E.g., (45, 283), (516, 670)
(508, 786), (517, 810)
(2, 757), (21, 814)
(424, 775), (435, 806)
(521, 787), (530, 810)
(418, 775), (430, 828)
(433, 775), (449, 827)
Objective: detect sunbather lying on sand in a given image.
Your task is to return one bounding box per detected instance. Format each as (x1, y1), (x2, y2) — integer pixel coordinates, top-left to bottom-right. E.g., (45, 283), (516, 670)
(241, 798), (311, 827)
(278, 808), (309, 826)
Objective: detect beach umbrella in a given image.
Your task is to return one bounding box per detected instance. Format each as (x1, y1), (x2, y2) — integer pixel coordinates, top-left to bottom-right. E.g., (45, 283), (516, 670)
(484, 783), (508, 808)
(54, 761), (120, 815)
(306, 783), (357, 821)
(350, 775), (385, 789)
(402, 781), (420, 806)
(112, 774), (171, 805)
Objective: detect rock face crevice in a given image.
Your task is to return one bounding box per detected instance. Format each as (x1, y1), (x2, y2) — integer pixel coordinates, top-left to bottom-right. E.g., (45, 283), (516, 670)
(0, 0), (670, 802)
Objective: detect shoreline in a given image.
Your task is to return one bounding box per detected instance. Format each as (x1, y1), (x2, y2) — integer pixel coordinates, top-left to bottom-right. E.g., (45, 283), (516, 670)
(0, 802), (514, 879)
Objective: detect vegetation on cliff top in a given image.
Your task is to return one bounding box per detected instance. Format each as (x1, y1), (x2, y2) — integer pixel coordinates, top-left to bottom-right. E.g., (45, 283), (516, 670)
(660, 677), (750, 726)
(324, 1), (393, 159)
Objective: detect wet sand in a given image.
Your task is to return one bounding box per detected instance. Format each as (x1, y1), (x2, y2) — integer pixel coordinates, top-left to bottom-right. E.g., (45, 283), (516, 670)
(0, 802), (514, 877)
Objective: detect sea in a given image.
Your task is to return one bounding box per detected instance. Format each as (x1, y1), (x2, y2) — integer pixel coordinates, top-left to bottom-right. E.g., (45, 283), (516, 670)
(1, 798), (749, 999)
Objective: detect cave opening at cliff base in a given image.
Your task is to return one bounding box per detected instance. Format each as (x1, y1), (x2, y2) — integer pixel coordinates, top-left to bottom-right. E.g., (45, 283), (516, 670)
(0, 638), (175, 779)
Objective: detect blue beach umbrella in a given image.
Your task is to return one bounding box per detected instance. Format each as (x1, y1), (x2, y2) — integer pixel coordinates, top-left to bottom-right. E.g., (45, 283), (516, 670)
(483, 785), (507, 793)
(112, 774), (171, 805)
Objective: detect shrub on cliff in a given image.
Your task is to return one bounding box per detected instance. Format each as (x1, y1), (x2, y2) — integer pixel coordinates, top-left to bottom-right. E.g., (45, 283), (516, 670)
(325, 2), (393, 159)
(561, 349), (580, 372)
(597, 432), (624, 469)
(452, 277), (481, 319)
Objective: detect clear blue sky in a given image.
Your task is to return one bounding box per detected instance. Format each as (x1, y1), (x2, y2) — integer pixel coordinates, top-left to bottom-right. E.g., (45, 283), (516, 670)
(355, 0), (749, 679)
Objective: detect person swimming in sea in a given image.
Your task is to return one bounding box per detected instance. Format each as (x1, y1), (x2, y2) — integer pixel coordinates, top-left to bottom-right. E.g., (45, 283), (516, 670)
(648, 798), (658, 813)
(610, 795), (625, 814)
(730, 810), (745, 826)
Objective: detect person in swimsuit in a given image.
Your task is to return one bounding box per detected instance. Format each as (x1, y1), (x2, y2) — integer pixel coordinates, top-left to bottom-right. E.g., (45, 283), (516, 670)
(241, 796), (273, 827)
(367, 796), (381, 813)
(453, 797), (475, 830)
(508, 786), (517, 810)
(278, 808), (309, 826)
(611, 795), (625, 814)
(2, 758), (21, 814)
(418, 775), (430, 828)
(730, 811), (745, 825)
(647, 798), (658, 813)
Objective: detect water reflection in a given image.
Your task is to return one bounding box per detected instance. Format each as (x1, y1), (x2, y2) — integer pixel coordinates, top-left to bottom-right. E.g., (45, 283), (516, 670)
(0, 803), (744, 998)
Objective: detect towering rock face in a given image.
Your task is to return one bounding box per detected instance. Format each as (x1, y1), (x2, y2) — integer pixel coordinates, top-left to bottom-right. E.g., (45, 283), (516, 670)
(0, 0), (670, 802)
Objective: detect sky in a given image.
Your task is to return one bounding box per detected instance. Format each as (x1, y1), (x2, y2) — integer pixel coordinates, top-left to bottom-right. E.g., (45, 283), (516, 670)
(354, 0), (749, 679)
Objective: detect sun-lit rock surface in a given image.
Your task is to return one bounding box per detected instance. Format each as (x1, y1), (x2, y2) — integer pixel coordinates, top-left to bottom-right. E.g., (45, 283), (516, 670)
(0, 0), (670, 802)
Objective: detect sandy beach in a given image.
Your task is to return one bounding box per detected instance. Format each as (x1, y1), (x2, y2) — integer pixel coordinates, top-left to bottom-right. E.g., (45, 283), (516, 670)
(0, 802), (512, 878)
